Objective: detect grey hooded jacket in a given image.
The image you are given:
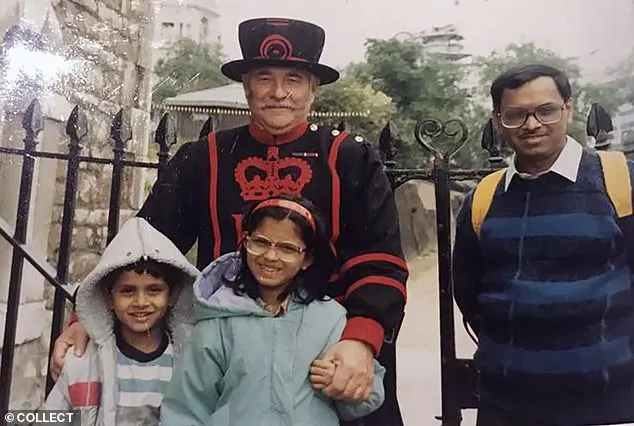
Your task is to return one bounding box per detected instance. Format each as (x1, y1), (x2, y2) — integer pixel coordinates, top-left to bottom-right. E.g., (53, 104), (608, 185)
(42, 217), (198, 425)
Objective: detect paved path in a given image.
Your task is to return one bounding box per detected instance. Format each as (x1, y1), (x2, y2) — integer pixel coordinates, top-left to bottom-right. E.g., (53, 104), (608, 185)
(396, 253), (477, 426)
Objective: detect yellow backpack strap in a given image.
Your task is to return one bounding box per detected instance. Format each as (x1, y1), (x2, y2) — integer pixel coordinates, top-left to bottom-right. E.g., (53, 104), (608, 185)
(471, 168), (507, 237)
(598, 150), (633, 218)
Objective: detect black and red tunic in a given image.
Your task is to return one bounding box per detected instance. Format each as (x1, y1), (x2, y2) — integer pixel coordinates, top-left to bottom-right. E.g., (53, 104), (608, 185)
(138, 121), (408, 355)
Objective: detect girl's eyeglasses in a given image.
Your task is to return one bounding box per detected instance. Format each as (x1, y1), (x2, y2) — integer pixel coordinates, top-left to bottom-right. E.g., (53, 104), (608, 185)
(245, 235), (306, 262)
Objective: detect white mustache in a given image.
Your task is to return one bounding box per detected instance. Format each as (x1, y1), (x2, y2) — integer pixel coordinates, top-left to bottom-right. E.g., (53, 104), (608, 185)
(263, 104), (294, 109)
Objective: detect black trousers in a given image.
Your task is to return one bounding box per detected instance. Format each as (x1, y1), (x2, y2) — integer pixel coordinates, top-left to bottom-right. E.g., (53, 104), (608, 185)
(341, 340), (402, 426)
(476, 403), (556, 426)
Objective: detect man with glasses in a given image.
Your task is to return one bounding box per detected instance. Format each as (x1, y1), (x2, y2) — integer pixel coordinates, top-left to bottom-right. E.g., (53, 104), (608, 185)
(452, 64), (634, 426)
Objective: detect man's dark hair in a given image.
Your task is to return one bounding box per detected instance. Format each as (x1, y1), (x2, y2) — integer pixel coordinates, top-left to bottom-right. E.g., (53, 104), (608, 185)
(490, 64), (572, 112)
(101, 259), (185, 293)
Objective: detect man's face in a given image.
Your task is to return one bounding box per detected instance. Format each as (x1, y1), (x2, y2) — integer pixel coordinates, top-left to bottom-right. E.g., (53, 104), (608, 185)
(244, 66), (317, 134)
(495, 76), (573, 162)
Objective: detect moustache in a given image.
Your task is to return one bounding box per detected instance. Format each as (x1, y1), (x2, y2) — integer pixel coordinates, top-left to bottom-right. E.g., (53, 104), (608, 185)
(263, 104), (295, 109)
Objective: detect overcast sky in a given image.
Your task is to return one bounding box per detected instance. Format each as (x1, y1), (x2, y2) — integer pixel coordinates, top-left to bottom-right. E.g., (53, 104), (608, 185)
(215, 0), (634, 82)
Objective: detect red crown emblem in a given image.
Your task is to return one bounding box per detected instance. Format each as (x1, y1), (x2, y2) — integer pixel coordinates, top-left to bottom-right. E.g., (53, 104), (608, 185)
(234, 149), (313, 201)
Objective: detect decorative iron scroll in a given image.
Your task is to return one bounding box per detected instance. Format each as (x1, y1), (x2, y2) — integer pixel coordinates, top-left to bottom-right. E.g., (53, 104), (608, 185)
(414, 118), (469, 161)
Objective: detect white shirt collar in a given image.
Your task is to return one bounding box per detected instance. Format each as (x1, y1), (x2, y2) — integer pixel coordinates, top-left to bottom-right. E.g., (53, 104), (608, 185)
(504, 136), (583, 191)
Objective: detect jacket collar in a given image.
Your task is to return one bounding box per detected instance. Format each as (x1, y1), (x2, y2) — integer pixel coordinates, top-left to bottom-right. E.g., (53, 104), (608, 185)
(248, 120), (308, 145)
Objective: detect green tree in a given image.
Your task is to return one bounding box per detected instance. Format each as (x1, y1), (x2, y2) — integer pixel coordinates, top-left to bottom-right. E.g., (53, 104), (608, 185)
(352, 38), (488, 168)
(152, 39), (230, 103)
(476, 42), (581, 97)
(606, 48), (634, 106)
(312, 74), (396, 140)
(361, 38), (470, 119)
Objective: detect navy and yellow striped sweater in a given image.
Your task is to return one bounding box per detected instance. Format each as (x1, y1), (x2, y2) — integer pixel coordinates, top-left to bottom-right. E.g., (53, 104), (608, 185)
(453, 150), (634, 425)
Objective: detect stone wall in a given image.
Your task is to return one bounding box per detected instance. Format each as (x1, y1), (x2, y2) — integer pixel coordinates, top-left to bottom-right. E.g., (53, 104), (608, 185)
(45, 0), (155, 290)
(395, 180), (465, 262)
(0, 0), (155, 409)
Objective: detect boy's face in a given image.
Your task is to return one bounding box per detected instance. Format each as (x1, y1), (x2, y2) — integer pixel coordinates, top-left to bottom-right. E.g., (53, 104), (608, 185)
(106, 271), (172, 335)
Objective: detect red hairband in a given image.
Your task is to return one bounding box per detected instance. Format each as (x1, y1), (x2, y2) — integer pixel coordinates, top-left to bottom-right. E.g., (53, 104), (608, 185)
(252, 199), (316, 232)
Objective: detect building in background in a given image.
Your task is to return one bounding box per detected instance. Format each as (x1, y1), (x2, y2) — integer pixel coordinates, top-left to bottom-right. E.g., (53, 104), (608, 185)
(395, 24), (471, 62)
(394, 24), (475, 101)
(159, 83), (249, 141)
(611, 103), (634, 153)
(419, 24), (471, 61)
(152, 0), (221, 66)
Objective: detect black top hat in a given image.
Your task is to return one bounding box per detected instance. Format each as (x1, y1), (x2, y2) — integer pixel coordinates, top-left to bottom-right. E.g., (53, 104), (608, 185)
(221, 18), (339, 85)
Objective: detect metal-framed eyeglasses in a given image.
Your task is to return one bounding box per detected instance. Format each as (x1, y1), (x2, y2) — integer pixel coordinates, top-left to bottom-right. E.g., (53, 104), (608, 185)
(245, 235), (306, 262)
(498, 103), (566, 129)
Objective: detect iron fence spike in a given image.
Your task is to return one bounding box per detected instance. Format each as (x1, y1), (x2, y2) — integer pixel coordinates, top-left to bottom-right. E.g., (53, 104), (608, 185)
(154, 113), (176, 149)
(22, 99), (43, 140)
(65, 105), (88, 145)
(110, 108), (132, 148)
(199, 116), (216, 139)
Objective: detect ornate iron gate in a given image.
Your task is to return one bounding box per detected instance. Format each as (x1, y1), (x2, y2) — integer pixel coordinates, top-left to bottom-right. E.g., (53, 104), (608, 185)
(0, 97), (615, 424)
(382, 118), (497, 426)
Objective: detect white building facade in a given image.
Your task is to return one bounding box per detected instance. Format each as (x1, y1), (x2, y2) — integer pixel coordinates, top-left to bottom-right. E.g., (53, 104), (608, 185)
(153, 0), (221, 65)
(419, 24), (471, 61)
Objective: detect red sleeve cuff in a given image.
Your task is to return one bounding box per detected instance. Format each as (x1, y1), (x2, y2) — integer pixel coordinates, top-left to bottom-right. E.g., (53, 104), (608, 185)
(69, 311), (79, 325)
(340, 317), (384, 356)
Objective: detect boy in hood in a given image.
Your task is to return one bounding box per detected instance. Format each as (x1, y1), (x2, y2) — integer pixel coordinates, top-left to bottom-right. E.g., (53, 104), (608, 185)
(42, 218), (198, 425)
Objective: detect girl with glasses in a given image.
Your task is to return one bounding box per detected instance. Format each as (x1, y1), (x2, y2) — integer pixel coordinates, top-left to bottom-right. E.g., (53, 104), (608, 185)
(161, 194), (385, 426)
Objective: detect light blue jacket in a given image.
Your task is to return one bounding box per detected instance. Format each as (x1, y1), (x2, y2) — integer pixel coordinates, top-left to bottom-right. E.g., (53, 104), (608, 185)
(161, 252), (385, 426)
